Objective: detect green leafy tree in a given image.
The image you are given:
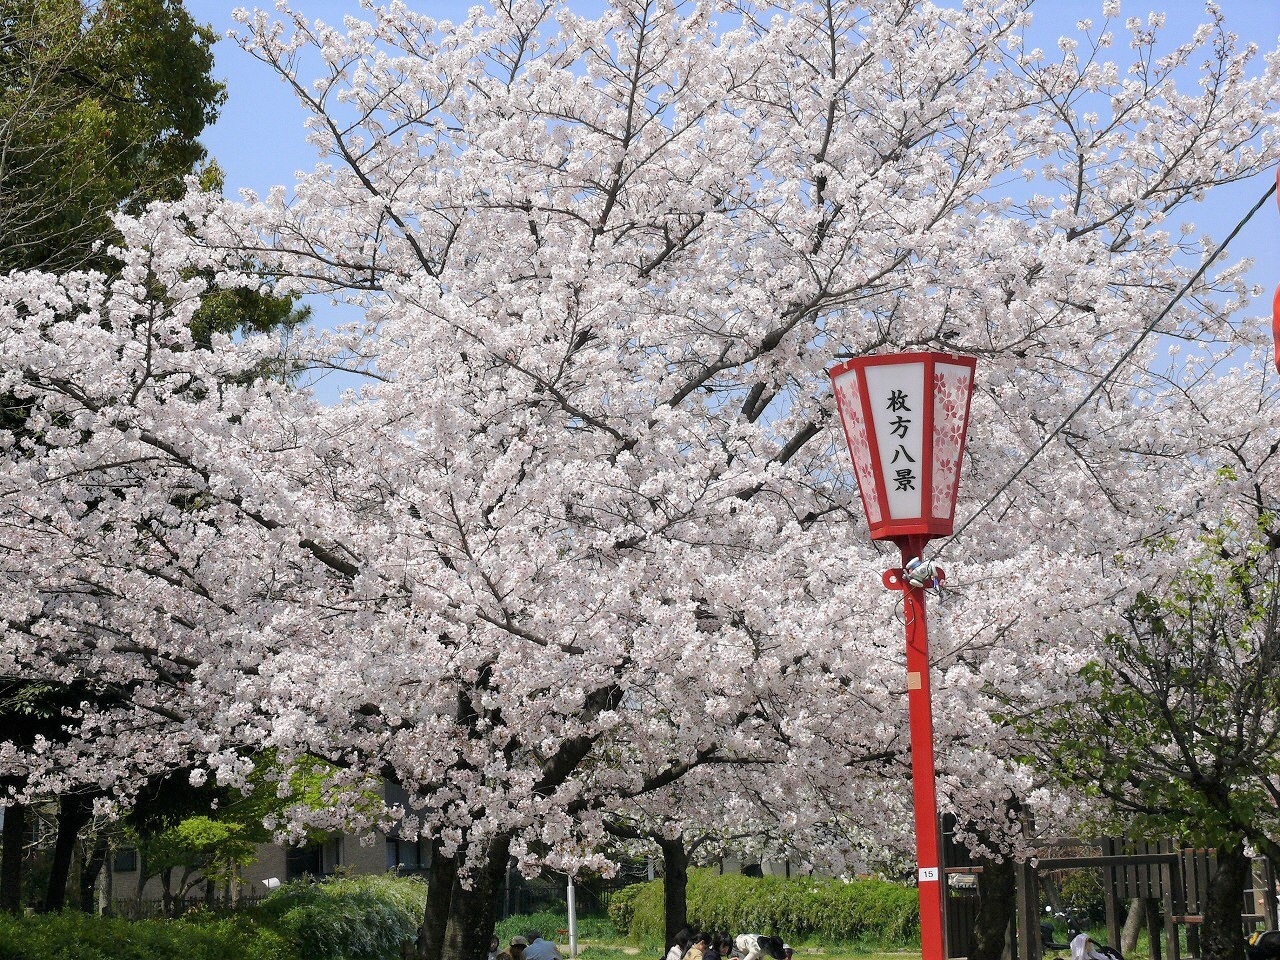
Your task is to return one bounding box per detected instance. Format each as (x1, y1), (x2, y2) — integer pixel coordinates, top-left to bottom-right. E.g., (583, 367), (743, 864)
(125, 769), (268, 913)
(0, 0), (224, 272)
(1027, 525), (1280, 960)
(146, 817), (259, 907)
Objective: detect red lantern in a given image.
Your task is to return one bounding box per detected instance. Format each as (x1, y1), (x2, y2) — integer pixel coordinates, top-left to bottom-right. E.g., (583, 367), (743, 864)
(828, 351), (977, 551)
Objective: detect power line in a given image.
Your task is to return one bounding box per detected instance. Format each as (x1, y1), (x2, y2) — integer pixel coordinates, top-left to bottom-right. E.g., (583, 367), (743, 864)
(935, 177), (1279, 556)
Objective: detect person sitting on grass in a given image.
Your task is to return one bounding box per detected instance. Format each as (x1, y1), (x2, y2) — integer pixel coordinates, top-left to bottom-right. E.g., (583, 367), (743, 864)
(498, 936), (528, 960)
(735, 934), (787, 960)
(685, 932), (711, 960)
(523, 929), (563, 960)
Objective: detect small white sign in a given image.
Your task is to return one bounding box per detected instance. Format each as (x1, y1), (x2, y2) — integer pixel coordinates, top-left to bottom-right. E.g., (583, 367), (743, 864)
(918, 867), (939, 882)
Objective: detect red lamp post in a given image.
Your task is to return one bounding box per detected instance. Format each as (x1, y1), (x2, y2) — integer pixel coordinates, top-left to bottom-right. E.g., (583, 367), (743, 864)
(828, 351), (977, 960)
(1272, 166), (1280, 374)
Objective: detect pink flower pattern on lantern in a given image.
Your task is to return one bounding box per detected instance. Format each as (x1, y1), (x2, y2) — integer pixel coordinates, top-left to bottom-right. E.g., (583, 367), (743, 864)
(834, 370), (882, 524)
(931, 365), (972, 519)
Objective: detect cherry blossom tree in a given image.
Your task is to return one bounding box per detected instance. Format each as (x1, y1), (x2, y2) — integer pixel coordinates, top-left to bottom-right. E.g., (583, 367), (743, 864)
(1, 0), (1278, 956)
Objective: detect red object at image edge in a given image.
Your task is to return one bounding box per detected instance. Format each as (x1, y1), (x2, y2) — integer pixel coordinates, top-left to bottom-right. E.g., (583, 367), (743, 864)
(1273, 283), (1280, 375)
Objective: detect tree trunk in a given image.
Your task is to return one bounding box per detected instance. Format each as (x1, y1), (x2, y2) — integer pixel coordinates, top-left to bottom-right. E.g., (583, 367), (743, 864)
(1200, 839), (1250, 960)
(79, 832), (108, 913)
(419, 842), (458, 960)
(135, 848), (148, 902)
(0, 802), (26, 913)
(161, 866), (174, 917)
(659, 835), (690, 951)
(1120, 898), (1145, 957)
(100, 842), (113, 916)
(441, 833), (512, 960)
(970, 854), (1017, 960)
(1041, 875), (1067, 918)
(42, 794), (91, 912)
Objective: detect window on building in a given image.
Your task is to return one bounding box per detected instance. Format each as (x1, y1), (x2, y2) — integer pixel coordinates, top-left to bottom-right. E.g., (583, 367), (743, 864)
(112, 847), (138, 872)
(323, 835), (343, 875)
(285, 843), (323, 881)
(385, 836), (431, 876)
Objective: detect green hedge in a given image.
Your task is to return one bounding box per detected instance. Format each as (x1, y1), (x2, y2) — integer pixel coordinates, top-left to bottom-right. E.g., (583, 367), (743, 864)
(0, 911), (292, 960)
(610, 869), (920, 948)
(258, 874), (427, 960)
(606, 883), (645, 938)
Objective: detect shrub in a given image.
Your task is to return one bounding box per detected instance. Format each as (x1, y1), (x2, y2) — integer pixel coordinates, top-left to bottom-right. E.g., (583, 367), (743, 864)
(622, 878), (668, 947)
(0, 911), (292, 960)
(258, 873), (427, 960)
(606, 883), (644, 936)
(619, 869), (920, 948)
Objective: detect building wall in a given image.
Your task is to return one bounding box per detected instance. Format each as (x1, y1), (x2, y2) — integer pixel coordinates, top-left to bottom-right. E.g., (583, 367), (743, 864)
(348, 832), (390, 877)
(717, 855), (857, 879)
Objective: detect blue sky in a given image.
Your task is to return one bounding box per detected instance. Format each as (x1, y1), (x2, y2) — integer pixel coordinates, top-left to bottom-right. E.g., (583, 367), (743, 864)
(185, 0), (1280, 397)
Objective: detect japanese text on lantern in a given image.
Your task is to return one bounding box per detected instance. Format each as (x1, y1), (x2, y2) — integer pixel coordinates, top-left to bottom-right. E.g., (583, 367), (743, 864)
(886, 389), (915, 492)
(862, 362), (925, 521)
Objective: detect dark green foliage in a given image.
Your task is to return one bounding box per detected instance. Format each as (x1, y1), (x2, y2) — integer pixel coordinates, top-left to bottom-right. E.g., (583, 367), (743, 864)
(187, 164), (312, 347)
(0, 911), (293, 960)
(614, 869), (919, 948)
(257, 874), (428, 960)
(0, 0), (224, 272)
(1051, 869), (1105, 925)
(191, 283), (309, 349)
